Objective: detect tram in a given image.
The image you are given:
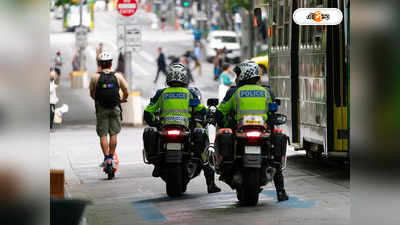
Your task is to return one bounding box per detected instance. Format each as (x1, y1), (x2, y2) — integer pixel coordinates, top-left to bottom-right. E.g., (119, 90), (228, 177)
(254, 0), (350, 159)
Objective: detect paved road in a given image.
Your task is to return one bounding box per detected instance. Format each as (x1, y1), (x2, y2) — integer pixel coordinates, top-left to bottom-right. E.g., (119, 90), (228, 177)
(50, 9), (350, 225)
(50, 10), (217, 126)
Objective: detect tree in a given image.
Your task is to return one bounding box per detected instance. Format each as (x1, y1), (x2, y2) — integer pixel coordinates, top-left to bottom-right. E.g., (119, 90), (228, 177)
(55, 0), (80, 7)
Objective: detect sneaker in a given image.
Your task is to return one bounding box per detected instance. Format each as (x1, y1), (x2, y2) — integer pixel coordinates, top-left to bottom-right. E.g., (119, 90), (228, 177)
(277, 190), (289, 202)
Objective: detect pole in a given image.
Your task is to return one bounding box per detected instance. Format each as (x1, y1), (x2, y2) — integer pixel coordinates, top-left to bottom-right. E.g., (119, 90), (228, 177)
(249, 0), (256, 57)
(125, 51), (132, 92)
(79, 0), (83, 71)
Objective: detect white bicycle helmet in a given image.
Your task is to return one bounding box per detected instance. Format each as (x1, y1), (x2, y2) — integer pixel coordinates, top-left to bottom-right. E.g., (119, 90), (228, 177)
(166, 63), (188, 85)
(233, 60), (260, 82)
(98, 52), (113, 61)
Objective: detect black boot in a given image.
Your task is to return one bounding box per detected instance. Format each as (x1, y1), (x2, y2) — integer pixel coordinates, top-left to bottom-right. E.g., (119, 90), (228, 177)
(274, 169), (288, 201)
(277, 190), (289, 202)
(152, 165), (160, 177)
(203, 164), (221, 193)
(207, 183), (221, 193)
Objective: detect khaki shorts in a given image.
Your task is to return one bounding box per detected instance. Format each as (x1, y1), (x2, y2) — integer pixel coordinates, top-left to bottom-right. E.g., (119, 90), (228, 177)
(95, 104), (121, 137)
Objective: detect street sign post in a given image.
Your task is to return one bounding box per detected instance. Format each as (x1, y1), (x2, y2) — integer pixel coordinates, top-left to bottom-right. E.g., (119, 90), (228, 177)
(117, 0), (138, 17)
(75, 26), (88, 48)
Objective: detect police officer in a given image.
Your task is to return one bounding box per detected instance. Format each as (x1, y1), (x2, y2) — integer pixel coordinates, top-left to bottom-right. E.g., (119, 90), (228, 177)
(215, 60), (289, 201)
(144, 63), (221, 193)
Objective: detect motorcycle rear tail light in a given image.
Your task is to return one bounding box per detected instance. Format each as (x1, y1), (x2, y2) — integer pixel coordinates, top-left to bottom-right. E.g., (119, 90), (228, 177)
(246, 131), (261, 138)
(167, 129), (181, 136)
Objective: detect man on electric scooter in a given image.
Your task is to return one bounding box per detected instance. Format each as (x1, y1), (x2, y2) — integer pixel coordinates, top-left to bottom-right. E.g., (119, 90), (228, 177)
(215, 60), (289, 201)
(89, 52), (129, 176)
(143, 63), (221, 193)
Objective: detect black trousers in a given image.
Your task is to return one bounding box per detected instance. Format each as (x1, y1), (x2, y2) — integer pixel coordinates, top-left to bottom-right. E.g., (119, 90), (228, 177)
(154, 66), (166, 83)
(50, 104), (55, 129)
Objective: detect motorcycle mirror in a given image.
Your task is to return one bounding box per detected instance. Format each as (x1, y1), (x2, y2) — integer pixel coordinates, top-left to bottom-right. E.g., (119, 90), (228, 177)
(254, 8), (262, 27)
(274, 114), (287, 125)
(207, 98), (219, 107)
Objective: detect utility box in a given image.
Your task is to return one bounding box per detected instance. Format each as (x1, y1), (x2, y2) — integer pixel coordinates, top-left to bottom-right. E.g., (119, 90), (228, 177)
(71, 71), (89, 88)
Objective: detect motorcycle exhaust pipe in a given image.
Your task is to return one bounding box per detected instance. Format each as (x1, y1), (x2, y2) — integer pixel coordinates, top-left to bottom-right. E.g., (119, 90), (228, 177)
(265, 167), (276, 183)
(233, 172), (243, 187)
(204, 144), (217, 169)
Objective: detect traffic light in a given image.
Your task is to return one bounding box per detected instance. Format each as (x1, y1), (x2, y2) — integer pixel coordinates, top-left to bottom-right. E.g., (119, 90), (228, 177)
(181, 0), (192, 7)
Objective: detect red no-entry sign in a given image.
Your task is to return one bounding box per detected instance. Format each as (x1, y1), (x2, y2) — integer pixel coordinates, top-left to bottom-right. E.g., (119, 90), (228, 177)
(117, 0), (138, 17)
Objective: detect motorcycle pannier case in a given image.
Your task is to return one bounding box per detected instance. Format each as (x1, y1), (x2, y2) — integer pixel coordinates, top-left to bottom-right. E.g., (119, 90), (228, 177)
(216, 128), (234, 163)
(143, 127), (159, 163)
(273, 132), (288, 164)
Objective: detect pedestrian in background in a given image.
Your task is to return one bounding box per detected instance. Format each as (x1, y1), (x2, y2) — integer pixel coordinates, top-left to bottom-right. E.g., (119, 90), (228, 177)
(154, 47), (167, 83)
(218, 63), (232, 102)
(54, 51), (63, 84)
(191, 43), (202, 76)
(72, 49), (87, 72)
(193, 26), (202, 47)
(50, 68), (59, 129)
(160, 14), (166, 30)
(116, 51), (125, 76)
(96, 43), (103, 61)
(89, 52), (129, 168)
(213, 49), (223, 80)
(234, 11), (242, 33)
(181, 57), (194, 84)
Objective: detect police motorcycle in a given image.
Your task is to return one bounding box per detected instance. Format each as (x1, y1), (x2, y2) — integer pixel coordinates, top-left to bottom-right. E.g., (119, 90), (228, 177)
(206, 98), (288, 205)
(142, 94), (208, 197)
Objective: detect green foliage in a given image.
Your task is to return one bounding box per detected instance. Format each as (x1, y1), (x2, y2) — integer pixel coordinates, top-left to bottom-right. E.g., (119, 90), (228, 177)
(224, 0), (269, 13)
(55, 0), (79, 7)
(224, 0), (252, 12)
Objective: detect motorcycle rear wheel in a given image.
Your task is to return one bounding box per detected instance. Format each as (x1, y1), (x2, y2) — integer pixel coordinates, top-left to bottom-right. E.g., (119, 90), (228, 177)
(166, 164), (183, 197)
(237, 168), (260, 206)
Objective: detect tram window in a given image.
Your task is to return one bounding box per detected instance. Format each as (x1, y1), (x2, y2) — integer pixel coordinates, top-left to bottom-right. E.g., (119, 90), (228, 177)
(278, 27), (283, 47)
(314, 25), (323, 47)
(308, 26), (314, 46)
(284, 0), (290, 22)
(284, 23), (289, 47)
(301, 27), (307, 47)
(316, 0), (323, 7)
(272, 0), (278, 24)
(273, 25), (278, 47)
(279, 5), (284, 26)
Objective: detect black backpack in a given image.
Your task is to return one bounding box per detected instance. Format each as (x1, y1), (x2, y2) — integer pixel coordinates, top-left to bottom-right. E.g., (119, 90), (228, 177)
(95, 72), (120, 108)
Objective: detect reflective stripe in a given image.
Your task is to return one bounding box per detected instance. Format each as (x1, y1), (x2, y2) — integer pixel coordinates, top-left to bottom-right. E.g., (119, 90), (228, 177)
(265, 90), (270, 114)
(235, 87), (270, 115)
(235, 91), (240, 113)
(238, 110), (267, 114)
(162, 109), (190, 114)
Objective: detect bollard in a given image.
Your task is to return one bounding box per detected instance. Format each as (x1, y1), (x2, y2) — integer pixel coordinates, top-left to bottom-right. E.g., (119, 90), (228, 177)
(71, 71), (89, 89)
(121, 91), (143, 126)
(50, 169), (64, 199)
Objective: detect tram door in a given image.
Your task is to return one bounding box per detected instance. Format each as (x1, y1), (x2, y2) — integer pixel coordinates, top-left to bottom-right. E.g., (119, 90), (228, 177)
(326, 0), (349, 156)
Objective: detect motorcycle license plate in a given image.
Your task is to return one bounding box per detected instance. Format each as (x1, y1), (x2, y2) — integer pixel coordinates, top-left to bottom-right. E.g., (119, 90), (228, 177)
(245, 146), (261, 154)
(166, 143), (182, 150)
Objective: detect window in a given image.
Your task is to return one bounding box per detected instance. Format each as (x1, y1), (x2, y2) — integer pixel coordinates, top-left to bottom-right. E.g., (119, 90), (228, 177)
(279, 5), (284, 26)
(272, 0), (278, 24)
(272, 25), (278, 47)
(285, 0), (290, 22)
(308, 26), (314, 46)
(301, 27), (307, 47)
(278, 27), (283, 47)
(284, 23), (289, 46)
